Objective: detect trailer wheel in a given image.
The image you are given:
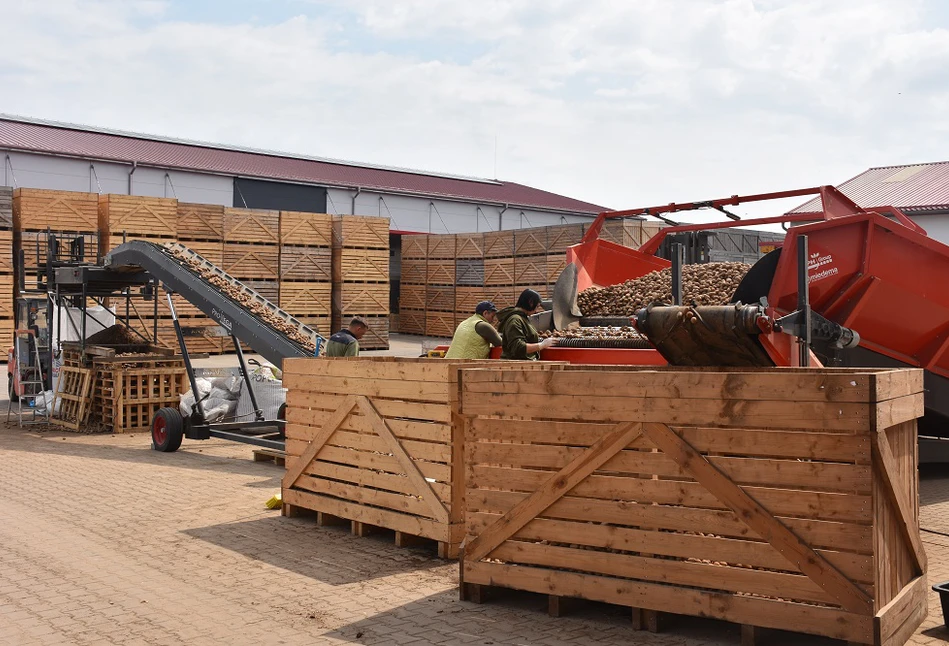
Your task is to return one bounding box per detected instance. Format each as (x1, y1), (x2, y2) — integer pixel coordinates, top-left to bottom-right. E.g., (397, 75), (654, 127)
(277, 403), (287, 440)
(8, 378), (18, 403)
(152, 407), (184, 452)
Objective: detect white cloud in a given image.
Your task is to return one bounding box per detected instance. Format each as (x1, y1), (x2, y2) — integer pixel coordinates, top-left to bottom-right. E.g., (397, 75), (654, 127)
(1, 0), (947, 223)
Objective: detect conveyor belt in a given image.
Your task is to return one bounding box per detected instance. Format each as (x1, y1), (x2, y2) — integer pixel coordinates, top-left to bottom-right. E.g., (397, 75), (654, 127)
(554, 337), (654, 349)
(104, 241), (319, 367)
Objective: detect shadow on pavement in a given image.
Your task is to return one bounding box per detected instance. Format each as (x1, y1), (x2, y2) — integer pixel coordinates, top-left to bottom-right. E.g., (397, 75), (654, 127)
(182, 515), (447, 586)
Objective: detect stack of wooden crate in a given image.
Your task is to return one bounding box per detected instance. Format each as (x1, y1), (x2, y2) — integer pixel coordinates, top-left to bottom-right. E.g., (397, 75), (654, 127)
(398, 235), (428, 335)
(223, 207), (280, 352)
(0, 187), (12, 348)
(279, 210), (333, 336)
(424, 234), (456, 338)
(333, 215), (390, 350)
(13, 188), (99, 294)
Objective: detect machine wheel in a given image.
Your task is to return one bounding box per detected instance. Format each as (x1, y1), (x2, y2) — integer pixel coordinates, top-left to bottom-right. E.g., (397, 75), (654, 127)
(152, 407), (184, 452)
(277, 403), (287, 440)
(8, 377), (18, 403)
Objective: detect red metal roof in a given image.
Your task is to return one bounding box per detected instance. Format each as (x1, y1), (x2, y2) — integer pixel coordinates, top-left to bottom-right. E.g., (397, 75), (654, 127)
(0, 116), (606, 215)
(791, 162), (949, 214)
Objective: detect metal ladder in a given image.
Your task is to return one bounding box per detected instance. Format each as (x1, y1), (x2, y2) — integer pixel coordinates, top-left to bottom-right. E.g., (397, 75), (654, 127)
(6, 329), (50, 426)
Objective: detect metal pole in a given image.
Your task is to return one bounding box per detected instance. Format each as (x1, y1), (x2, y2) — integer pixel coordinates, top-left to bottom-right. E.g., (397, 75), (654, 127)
(232, 336), (263, 421)
(671, 242), (684, 306)
(797, 235), (811, 367)
(168, 292), (203, 422)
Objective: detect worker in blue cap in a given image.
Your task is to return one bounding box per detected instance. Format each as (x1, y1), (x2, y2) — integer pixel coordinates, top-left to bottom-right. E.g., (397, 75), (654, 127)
(444, 300), (503, 359)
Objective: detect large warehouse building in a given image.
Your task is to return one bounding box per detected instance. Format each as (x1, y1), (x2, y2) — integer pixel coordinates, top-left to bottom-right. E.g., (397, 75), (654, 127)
(0, 115), (605, 235)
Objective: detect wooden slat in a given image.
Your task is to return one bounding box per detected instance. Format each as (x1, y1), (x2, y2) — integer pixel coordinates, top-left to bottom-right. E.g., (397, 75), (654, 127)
(302, 460), (452, 501)
(285, 442), (452, 483)
(514, 228), (546, 256)
(426, 234), (456, 259)
(284, 373), (450, 402)
(288, 390), (452, 423)
(288, 409), (452, 442)
(462, 562), (873, 643)
(872, 429), (926, 574)
(639, 422), (872, 615)
(282, 395), (357, 488)
(293, 473), (437, 518)
(328, 429), (451, 464)
(483, 230), (514, 258)
(177, 239), (223, 266)
(455, 234), (484, 259)
(874, 574), (927, 644)
(0, 231), (14, 273)
(483, 258), (515, 285)
(399, 283), (426, 310)
(466, 422), (642, 562)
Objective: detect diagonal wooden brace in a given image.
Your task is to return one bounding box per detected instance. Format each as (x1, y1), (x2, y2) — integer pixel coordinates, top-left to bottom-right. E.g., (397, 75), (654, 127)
(466, 421), (643, 563)
(872, 428), (927, 573)
(640, 422), (873, 615)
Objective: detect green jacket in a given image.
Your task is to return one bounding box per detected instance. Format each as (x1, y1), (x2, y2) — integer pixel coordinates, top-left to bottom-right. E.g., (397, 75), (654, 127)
(325, 330), (359, 357)
(497, 306), (539, 360)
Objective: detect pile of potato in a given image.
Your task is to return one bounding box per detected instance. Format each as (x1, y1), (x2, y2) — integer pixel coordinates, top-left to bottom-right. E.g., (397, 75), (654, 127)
(165, 244), (317, 351)
(540, 326), (643, 340)
(577, 262), (750, 316)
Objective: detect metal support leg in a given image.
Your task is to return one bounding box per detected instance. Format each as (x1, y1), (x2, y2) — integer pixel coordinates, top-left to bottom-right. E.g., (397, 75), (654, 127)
(797, 235), (811, 367)
(232, 335), (264, 421)
(671, 242), (684, 306)
(168, 293), (205, 423)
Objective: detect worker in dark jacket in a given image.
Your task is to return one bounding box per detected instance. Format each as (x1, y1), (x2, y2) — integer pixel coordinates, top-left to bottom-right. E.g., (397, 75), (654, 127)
(497, 289), (558, 360)
(325, 317), (369, 357)
(445, 301), (502, 359)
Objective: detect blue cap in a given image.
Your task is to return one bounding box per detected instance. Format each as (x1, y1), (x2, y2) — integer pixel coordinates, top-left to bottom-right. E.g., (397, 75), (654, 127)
(476, 301), (497, 315)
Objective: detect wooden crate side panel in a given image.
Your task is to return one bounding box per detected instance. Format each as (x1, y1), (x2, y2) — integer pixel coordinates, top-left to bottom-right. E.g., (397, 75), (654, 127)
(242, 280), (279, 304)
(296, 316), (332, 336)
(399, 283), (426, 310)
(426, 234), (456, 259)
(455, 286), (486, 313)
(426, 259), (455, 285)
(400, 259), (427, 284)
(0, 318), (14, 354)
(340, 249), (389, 282)
(107, 235), (172, 255)
(483, 231), (514, 258)
(426, 286), (455, 312)
(545, 224), (584, 254)
(426, 311), (455, 338)
(0, 275), (14, 318)
(279, 211), (333, 247)
(178, 240), (223, 266)
(514, 228), (546, 256)
(224, 208), (280, 244)
(280, 246), (332, 281)
(223, 244), (279, 279)
(354, 315), (389, 350)
(455, 234), (484, 259)
(483, 286), (514, 306)
(546, 252), (568, 284)
(280, 282), (332, 316)
(514, 256), (548, 285)
(335, 215), (389, 249)
(0, 230), (13, 274)
(0, 186), (12, 228)
(99, 194), (177, 238)
(483, 258), (515, 286)
(398, 309), (426, 335)
(177, 202), (224, 240)
(14, 188), (99, 232)
(339, 282), (389, 315)
(401, 235), (428, 259)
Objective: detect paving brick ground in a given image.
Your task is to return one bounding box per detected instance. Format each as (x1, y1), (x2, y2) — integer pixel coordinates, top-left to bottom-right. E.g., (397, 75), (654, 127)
(1, 423), (948, 646)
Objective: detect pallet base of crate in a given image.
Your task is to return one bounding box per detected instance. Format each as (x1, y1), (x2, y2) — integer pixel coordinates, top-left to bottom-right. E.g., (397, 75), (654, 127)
(252, 448), (286, 466)
(281, 494), (461, 559)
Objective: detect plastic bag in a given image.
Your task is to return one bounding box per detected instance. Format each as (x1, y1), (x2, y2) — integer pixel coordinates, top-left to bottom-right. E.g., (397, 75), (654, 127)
(180, 377), (242, 422)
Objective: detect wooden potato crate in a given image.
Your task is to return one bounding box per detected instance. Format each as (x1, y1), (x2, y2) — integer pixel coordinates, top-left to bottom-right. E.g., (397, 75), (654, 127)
(107, 235), (171, 255)
(0, 186), (12, 228)
(333, 215), (389, 249)
(398, 309), (426, 335)
(280, 211), (333, 247)
(338, 282), (389, 315)
(223, 243), (279, 280)
(400, 234), (428, 259)
(13, 188), (99, 232)
(0, 230), (13, 274)
(426, 234), (456, 260)
(297, 316), (332, 337)
(459, 366), (928, 646)
(281, 358), (558, 558)
(353, 315), (389, 350)
(280, 282), (332, 316)
(514, 256), (548, 285)
(514, 227), (546, 257)
(455, 234), (484, 259)
(455, 286), (487, 314)
(99, 194), (177, 239)
(426, 259), (455, 285)
(426, 286), (455, 312)
(400, 258), (427, 284)
(546, 252), (568, 284)
(399, 283), (426, 311)
(425, 311), (455, 338)
(545, 224), (584, 254)
(93, 356), (187, 433)
(483, 258), (515, 286)
(280, 246), (332, 282)
(483, 230), (514, 258)
(482, 286), (514, 307)
(0, 318), (13, 354)
(177, 202), (224, 241)
(177, 239), (223, 267)
(224, 208), (280, 244)
(340, 248), (389, 282)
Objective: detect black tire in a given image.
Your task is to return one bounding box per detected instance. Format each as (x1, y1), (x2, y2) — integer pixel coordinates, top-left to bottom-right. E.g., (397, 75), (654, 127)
(152, 407), (184, 452)
(277, 403), (287, 440)
(8, 376), (18, 403)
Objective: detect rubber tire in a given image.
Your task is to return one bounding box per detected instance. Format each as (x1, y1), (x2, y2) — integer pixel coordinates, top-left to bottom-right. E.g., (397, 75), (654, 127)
(8, 377), (18, 403)
(277, 403), (287, 440)
(152, 407), (184, 452)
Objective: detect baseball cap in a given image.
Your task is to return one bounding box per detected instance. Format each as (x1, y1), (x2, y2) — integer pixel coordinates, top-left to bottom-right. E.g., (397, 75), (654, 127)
(475, 301), (497, 315)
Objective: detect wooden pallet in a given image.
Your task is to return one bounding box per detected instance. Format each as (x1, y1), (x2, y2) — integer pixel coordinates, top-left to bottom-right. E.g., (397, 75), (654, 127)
(224, 208), (280, 244)
(14, 188), (99, 233)
(280, 358), (558, 559)
(279, 282), (332, 316)
(223, 243), (279, 280)
(280, 246), (332, 281)
(99, 194), (177, 239)
(93, 357), (187, 433)
(340, 249), (389, 282)
(280, 211), (333, 247)
(460, 365), (928, 646)
(177, 202), (224, 241)
(253, 448), (287, 466)
(52, 366), (94, 430)
(333, 215), (389, 249)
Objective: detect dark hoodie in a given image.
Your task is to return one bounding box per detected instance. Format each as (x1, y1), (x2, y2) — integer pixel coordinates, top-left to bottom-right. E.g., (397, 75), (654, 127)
(497, 306), (540, 360)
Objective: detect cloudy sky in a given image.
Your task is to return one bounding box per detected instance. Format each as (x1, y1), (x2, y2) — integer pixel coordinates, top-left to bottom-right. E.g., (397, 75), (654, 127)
(2, 0), (948, 220)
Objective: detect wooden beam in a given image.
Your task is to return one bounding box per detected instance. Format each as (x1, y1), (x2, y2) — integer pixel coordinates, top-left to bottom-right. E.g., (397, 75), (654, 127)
(465, 422), (643, 562)
(872, 432), (927, 573)
(281, 394), (357, 489)
(640, 422), (873, 615)
(358, 396), (451, 524)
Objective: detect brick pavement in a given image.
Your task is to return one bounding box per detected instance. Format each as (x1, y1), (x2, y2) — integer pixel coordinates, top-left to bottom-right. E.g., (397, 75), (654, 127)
(0, 423), (948, 645)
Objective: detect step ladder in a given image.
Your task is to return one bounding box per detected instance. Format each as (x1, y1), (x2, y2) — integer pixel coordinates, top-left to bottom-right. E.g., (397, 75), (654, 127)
(6, 329), (51, 427)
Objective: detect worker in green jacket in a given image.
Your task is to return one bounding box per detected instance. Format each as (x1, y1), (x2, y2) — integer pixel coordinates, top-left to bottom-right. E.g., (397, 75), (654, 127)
(445, 301), (502, 359)
(325, 317), (369, 357)
(498, 289), (558, 360)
